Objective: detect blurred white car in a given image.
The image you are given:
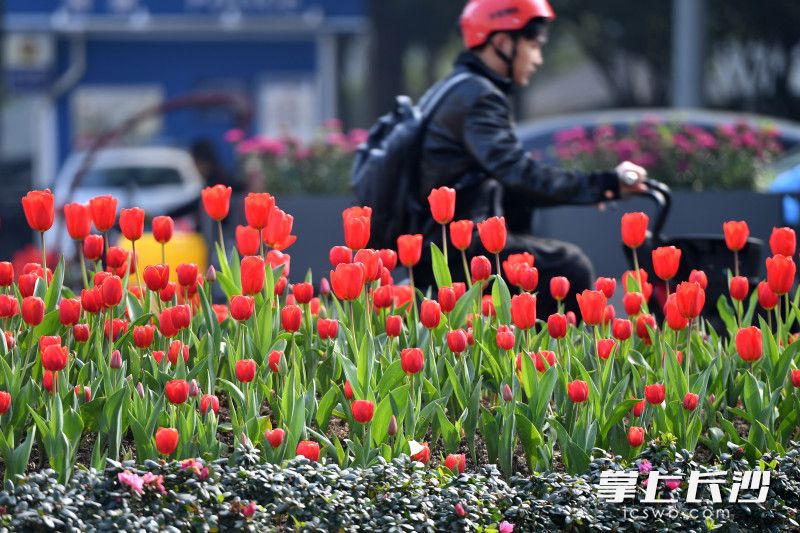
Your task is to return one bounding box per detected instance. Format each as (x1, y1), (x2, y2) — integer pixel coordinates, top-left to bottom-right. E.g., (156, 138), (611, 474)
(49, 146), (205, 254)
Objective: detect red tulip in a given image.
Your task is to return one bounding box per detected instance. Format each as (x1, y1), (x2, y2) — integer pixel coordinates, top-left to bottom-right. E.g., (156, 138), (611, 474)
(597, 338), (616, 360)
(567, 380), (588, 403)
(42, 345), (68, 372)
(143, 264), (169, 292)
(444, 453), (466, 474)
(576, 289), (606, 326)
(268, 350), (282, 373)
(58, 298), (81, 326)
(0, 295), (18, 319)
(620, 212), (648, 249)
(104, 319), (128, 341)
(343, 212), (370, 250)
(477, 216), (506, 254)
(155, 427), (179, 455)
(165, 379), (189, 404)
(736, 326), (762, 363)
(240, 256), (266, 295)
(42, 370), (55, 392)
(202, 185), (232, 221)
(262, 206), (296, 251)
(447, 329), (467, 354)
(0, 391), (11, 414)
(547, 313), (567, 339)
(770, 227), (796, 257)
(675, 281), (705, 319)
(265, 428), (285, 448)
(351, 400), (375, 424)
(296, 440), (320, 461)
(729, 276), (749, 301)
(632, 399), (645, 417)
(622, 269), (652, 300)
(230, 295), (255, 321)
(397, 234), (423, 267)
(644, 383), (665, 405)
(438, 286), (457, 313)
(373, 285), (394, 309)
(80, 288), (103, 314)
(119, 207), (145, 241)
(534, 350), (556, 372)
(235, 359), (257, 382)
(420, 299), (441, 329)
(511, 293), (537, 330)
(689, 269), (708, 289)
(627, 426), (645, 447)
(412, 442), (431, 464)
(427, 187), (456, 225)
(791, 370), (800, 388)
(133, 325), (155, 349)
(611, 318), (633, 341)
(683, 392), (699, 411)
(101, 275), (123, 307)
(495, 325), (515, 350)
(233, 225), (259, 257)
(200, 394), (220, 415)
(517, 265), (539, 292)
(595, 277), (616, 299)
(386, 315), (403, 337)
(723, 220), (749, 252)
(89, 195), (117, 232)
(623, 292), (643, 316)
(152, 216), (174, 244)
(354, 249), (382, 282)
(290, 283), (313, 305)
(83, 234), (104, 261)
(652, 246), (681, 281)
(72, 324), (89, 343)
(449, 220), (474, 251)
(665, 294), (689, 331)
(330, 263), (365, 301)
(0, 262), (12, 287)
(550, 277), (570, 301)
(317, 319), (339, 340)
(766, 254), (795, 295)
(21, 296), (44, 326)
(21, 189), (55, 232)
(64, 202), (92, 241)
(243, 192), (274, 229)
(470, 256), (492, 282)
(636, 314), (656, 345)
(758, 281), (778, 311)
(281, 304), (302, 332)
(167, 340), (190, 365)
(401, 347), (424, 374)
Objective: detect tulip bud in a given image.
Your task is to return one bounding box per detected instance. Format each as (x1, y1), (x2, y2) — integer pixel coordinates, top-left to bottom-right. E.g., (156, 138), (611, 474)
(502, 383), (513, 402)
(206, 265), (216, 284)
(683, 392), (699, 411)
(110, 349), (122, 369)
(455, 503), (466, 518)
(189, 379), (200, 397)
(387, 415), (398, 436)
(136, 382), (145, 398)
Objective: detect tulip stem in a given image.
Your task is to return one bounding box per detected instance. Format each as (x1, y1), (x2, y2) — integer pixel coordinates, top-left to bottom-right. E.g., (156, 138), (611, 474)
(78, 242), (89, 290)
(632, 249), (642, 294)
(461, 250), (472, 289)
(161, 243), (166, 266)
(408, 267), (418, 327)
(103, 232), (109, 266)
(132, 241), (142, 298)
(217, 221), (227, 262)
(441, 225), (449, 267)
(40, 232), (48, 292)
(734, 250), (739, 278)
(495, 254), (501, 280)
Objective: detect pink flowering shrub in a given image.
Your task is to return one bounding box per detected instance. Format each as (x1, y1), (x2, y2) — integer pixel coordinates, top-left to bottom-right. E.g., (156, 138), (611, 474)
(552, 118), (784, 190)
(229, 120), (364, 194)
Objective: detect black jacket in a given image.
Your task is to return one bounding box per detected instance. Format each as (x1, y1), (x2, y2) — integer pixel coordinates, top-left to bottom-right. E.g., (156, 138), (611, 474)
(416, 51), (620, 235)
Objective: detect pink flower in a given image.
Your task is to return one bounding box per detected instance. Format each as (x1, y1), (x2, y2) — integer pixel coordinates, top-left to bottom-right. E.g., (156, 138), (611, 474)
(118, 470), (144, 494)
(499, 521), (514, 533)
(554, 126), (587, 145)
(255, 136), (287, 157)
(348, 128), (369, 146)
(242, 501), (257, 517)
(142, 472), (166, 494)
(638, 459), (653, 474)
(323, 118), (343, 131)
(666, 479), (680, 490)
(224, 128), (245, 143)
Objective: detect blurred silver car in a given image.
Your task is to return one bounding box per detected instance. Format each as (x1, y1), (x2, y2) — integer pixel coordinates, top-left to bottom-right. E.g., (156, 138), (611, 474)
(49, 146), (204, 254)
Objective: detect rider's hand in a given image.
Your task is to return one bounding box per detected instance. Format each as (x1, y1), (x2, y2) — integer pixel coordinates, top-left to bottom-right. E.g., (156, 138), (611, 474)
(615, 161), (648, 197)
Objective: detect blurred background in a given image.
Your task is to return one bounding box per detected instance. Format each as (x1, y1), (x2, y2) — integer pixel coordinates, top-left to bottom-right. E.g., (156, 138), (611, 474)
(1, 0), (799, 285)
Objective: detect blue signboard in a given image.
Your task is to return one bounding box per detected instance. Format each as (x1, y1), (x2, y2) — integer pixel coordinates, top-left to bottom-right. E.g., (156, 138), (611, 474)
(6, 0), (363, 18)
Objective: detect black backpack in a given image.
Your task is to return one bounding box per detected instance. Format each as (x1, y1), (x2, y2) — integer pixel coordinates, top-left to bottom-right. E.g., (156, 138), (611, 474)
(351, 72), (472, 249)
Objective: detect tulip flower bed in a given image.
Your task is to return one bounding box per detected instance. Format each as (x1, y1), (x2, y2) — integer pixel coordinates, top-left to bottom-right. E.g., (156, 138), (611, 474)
(2, 185), (800, 528)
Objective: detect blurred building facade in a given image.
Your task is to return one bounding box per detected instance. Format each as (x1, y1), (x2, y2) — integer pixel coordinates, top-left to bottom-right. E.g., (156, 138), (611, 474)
(2, 0), (367, 189)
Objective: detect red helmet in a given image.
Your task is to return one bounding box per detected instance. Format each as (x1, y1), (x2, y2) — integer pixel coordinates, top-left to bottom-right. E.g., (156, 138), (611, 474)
(460, 0), (555, 49)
